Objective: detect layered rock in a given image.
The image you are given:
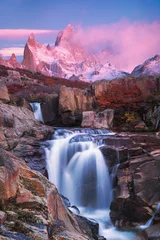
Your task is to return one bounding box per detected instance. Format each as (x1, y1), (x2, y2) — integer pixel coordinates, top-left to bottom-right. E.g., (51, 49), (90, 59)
(101, 132), (160, 229)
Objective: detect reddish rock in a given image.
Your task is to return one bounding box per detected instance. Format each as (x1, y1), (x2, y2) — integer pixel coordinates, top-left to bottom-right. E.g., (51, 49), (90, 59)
(0, 82), (10, 103)
(110, 196), (153, 228)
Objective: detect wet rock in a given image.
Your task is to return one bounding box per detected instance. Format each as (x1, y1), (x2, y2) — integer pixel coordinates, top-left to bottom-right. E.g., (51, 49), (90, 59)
(146, 223), (160, 240)
(60, 195), (71, 207)
(100, 145), (128, 167)
(41, 94), (59, 125)
(110, 196), (153, 228)
(68, 206), (80, 215)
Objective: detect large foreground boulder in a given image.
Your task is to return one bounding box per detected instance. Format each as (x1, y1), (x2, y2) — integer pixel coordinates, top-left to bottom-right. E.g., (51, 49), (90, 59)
(0, 148), (98, 240)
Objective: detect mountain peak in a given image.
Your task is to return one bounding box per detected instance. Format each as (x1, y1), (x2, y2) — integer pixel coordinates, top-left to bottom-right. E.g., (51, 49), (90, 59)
(27, 33), (36, 46)
(132, 54), (160, 76)
(66, 24), (74, 31)
(8, 53), (18, 63)
(55, 24), (74, 47)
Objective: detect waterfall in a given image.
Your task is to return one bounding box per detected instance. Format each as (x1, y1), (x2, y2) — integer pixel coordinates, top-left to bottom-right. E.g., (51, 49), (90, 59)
(46, 131), (112, 210)
(30, 102), (43, 122)
(139, 203), (160, 229)
(45, 128), (136, 240)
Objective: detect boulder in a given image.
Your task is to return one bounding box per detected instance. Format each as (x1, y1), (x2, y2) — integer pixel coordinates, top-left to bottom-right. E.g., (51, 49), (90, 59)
(7, 70), (21, 80)
(81, 109), (114, 128)
(59, 85), (94, 126)
(41, 94), (59, 125)
(146, 223), (160, 239)
(110, 196), (153, 228)
(0, 148), (99, 240)
(81, 111), (95, 127)
(94, 109), (114, 128)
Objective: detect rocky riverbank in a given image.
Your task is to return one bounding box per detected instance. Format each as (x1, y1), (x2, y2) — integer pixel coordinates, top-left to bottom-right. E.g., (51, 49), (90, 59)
(0, 67), (160, 239)
(0, 82), (100, 239)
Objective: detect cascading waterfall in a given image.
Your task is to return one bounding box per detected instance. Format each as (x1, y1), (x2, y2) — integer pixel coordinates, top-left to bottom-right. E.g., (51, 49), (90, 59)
(45, 129), (136, 240)
(30, 102), (43, 122)
(46, 131), (111, 210)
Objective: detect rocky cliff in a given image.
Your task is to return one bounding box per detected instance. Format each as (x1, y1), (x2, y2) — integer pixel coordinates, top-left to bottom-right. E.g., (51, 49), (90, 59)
(0, 82), (100, 240)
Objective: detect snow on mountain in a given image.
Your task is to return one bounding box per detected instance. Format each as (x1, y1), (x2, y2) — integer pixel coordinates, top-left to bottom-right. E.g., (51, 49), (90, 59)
(132, 55), (160, 76)
(0, 24), (128, 81)
(0, 53), (21, 69)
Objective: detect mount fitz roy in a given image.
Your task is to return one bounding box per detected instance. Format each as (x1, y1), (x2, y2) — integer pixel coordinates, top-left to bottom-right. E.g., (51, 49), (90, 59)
(0, 24), (160, 81)
(22, 24), (128, 81)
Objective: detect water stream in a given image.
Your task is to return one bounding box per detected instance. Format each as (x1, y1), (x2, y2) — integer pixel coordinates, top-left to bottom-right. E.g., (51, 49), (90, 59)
(30, 102), (43, 122)
(45, 129), (137, 239)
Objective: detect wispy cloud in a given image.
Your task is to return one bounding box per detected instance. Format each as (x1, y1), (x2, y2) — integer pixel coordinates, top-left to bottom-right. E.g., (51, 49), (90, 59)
(0, 29), (59, 40)
(72, 20), (160, 72)
(0, 47), (24, 56)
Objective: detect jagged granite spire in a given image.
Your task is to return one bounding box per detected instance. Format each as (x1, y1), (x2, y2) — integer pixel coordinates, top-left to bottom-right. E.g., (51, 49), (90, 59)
(55, 24), (74, 47)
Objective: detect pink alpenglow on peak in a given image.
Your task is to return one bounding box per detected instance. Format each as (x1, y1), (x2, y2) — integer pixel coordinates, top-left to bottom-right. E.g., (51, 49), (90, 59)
(1, 23), (159, 82)
(132, 55), (160, 76)
(20, 24), (128, 82)
(55, 24), (74, 47)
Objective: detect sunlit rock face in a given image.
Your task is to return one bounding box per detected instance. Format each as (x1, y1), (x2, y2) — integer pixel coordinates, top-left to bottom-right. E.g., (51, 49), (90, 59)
(59, 85), (95, 125)
(20, 24), (128, 82)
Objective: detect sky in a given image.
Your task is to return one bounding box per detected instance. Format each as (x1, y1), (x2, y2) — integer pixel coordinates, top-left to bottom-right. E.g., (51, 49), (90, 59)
(0, 0), (160, 72)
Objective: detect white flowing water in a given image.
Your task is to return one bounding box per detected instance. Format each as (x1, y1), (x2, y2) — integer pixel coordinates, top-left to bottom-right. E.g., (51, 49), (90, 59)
(30, 102), (43, 122)
(139, 203), (160, 230)
(45, 129), (136, 240)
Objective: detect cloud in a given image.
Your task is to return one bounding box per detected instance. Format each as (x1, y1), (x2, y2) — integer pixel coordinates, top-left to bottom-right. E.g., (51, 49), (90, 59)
(0, 47), (24, 56)
(0, 29), (59, 40)
(72, 20), (160, 72)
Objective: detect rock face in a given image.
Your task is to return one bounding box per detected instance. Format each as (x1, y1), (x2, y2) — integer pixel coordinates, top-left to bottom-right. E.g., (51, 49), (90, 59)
(0, 97), (99, 239)
(0, 148), (97, 240)
(89, 76), (160, 131)
(110, 196), (153, 228)
(0, 82), (10, 103)
(41, 94), (59, 125)
(81, 109), (114, 128)
(102, 132), (160, 229)
(59, 85), (95, 126)
(0, 103), (52, 175)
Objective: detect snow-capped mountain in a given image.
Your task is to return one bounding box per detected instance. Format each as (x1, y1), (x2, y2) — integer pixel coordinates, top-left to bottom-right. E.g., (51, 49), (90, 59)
(21, 24), (128, 81)
(132, 55), (160, 76)
(0, 53), (21, 69)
